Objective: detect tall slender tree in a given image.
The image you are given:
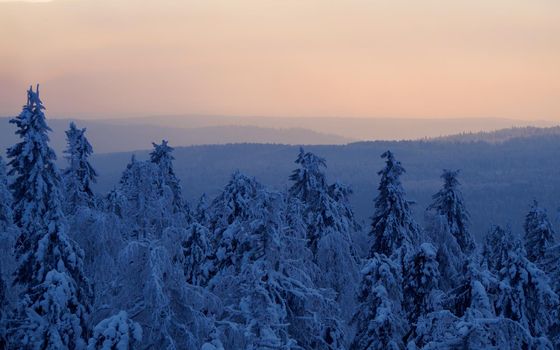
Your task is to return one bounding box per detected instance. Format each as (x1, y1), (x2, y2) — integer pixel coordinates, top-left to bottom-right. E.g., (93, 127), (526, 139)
(483, 225), (558, 339)
(370, 151), (421, 259)
(524, 200), (555, 264)
(7, 86), (91, 349)
(428, 169), (475, 255)
(62, 122), (97, 213)
(351, 253), (407, 350)
(150, 140), (184, 214)
(288, 148), (359, 326)
(0, 157), (13, 231)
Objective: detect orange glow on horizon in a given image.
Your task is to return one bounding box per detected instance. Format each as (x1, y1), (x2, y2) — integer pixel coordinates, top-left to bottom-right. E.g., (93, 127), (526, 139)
(0, 0), (559, 120)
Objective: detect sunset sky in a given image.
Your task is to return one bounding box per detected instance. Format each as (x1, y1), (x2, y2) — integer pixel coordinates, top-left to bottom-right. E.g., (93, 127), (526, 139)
(0, 0), (559, 120)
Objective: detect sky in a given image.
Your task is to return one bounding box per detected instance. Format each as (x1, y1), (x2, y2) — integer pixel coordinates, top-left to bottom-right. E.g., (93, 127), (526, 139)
(0, 0), (559, 121)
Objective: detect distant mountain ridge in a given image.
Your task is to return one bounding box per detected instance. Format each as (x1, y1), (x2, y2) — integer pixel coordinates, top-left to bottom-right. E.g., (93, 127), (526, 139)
(0, 117), (352, 155)
(434, 126), (560, 143)
(103, 115), (555, 141)
(1, 115), (557, 156)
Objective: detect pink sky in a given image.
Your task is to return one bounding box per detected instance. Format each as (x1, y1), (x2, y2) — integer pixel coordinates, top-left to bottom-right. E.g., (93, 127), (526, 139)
(0, 0), (559, 120)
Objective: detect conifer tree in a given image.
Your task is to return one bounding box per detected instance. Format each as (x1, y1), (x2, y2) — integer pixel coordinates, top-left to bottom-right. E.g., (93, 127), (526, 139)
(7, 86), (60, 257)
(524, 200), (556, 264)
(194, 193), (210, 225)
(428, 169), (475, 255)
(370, 151), (421, 259)
(0, 157), (13, 230)
(181, 222), (213, 286)
(483, 225), (559, 339)
(62, 122), (97, 213)
(351, 253), (407, 350)
(116, 157), (174, 240)
(288, 148), (357, 259)
(150, 140), (184, 213)
(7, 86), (91, 349)
(87, 311), (142, 350)
(209, 172), (347, 349)
(424, 214), (463, 291)
(287, 148), (359, 324)
(402, 243), (441, 327)
(0, 260), (6, 349)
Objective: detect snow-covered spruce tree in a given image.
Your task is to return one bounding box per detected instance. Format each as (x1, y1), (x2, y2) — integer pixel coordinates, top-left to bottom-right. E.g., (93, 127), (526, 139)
(0, 155), (17, 287)
(0, 260), (6, 349)
(287, 148), (359, 324)
(542, 244), (560, 294)
(524, 200), (555, 265)
(424, 214), (463, 291)
(351, 253), (407, 350)
(181, 222), (214, 286)
(87, 311), (142, 350)
(413, 256), (554, 349)
(112, 228), (218, 349)
(483, 225), (559, 340)
(426, 170), (474, 291)
(62, 122), (97, 213)
(288, 147), (358, 260)
(370, 151), (421, 259)
(206, 171), (265, 274)
(104, 156), (217, 348)
(194, 193), (210, 225)
(402, 243), (442, 329)
(427, 169), (475, 255)
(443, 258), (498, 319)
(208, 172), (346, 349)
(0, 156), (13, 231)
(7, 86), (60, 258)
(150, 140), (185, 214)
(7, 86), (91, 349)
(114, 156), (175, 240)
(0, 156), (16, 348)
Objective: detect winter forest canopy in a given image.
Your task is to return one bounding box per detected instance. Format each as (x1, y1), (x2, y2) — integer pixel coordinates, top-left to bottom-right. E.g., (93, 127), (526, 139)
(0, 86), (559, 349)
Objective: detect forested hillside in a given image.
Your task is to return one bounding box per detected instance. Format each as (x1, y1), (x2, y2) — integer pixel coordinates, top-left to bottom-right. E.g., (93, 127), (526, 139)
(1, 88), (559, 349)
(91, 136), (560, 239)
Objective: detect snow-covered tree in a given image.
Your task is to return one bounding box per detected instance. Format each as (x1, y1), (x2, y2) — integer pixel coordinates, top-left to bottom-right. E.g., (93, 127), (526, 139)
(62, 122), (97, 213)
(0, 156), (13, 230)
(541, 244), (560, 293)
(0, 261), (6, 349)
(370, 151), (421, 259)
(181, 222), (213, 286)
(7, 86), (91, 349)
(524, 200), (556, 265)
(112, 234), (217, 349)
(443, 258), (498, 319)
(424, 213), (464, 291)
(0, 155), (16, 284)
(115, 156), (175, 240)
(483, 225), (559, 339)
(427, 169), (475, 255)
(208, 172), (347, 349)
(287, 149), (359, 325)
(150, 140), (184, 214)
(193, 194), (209, 225)
(7, 85), (61, 258)
(351, 253), (407, 350)
(87, 311), (142, 350)
(402, 243), (441, 328)
(288, 148), (358, 259)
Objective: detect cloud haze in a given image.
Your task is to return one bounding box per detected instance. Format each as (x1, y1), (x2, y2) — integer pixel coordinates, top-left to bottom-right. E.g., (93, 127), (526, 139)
(0, 0), (559, 120)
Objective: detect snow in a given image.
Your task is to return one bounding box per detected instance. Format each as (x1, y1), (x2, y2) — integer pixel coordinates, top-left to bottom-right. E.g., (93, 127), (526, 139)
(2, 86), (559, 349)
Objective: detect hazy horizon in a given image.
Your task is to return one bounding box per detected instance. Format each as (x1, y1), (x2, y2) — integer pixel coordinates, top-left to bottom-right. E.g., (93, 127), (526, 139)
(1, 0), (559, 122)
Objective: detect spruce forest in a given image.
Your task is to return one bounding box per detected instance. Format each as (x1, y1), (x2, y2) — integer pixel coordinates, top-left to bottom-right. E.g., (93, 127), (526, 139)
(1, 87), (559, 350)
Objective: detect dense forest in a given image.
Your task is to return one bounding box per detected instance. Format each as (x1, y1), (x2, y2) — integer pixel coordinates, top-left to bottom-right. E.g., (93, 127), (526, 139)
(1, 87), (559, 349)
